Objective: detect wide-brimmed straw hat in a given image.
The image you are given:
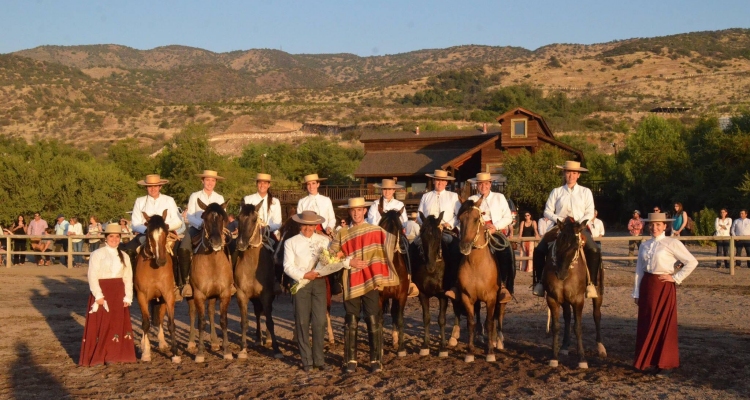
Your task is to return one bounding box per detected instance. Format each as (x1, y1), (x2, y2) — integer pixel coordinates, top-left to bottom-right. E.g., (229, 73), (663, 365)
(196, 170), (225, 180)
(256, 173), (272, 182)
(338, 197), (374, 209)
(425, 169), (455, 181)
(137, 174), (169, 186)
(302, 173), (327, 184)
(408, 212), (418, 220)
(291, 210), (326, 225)
(642, 212), (674, 223)
(373, 179), (403, 189)
(555, 160), (589, 172)
(467, 172), (496, 184)
(103, 224), (124, 235)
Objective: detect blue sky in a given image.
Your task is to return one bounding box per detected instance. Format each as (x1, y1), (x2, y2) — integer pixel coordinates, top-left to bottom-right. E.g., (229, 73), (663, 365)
(2, 0), (748, 56)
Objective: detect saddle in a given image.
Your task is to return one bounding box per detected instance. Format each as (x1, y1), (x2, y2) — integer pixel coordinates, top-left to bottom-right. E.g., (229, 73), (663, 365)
(191, 229), (203, 249)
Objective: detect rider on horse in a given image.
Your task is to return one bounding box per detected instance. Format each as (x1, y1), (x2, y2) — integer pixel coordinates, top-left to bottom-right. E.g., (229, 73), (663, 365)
(532, 161), (600, 299)
(296, 174), (337, 236)
(243, 173), (283, 291)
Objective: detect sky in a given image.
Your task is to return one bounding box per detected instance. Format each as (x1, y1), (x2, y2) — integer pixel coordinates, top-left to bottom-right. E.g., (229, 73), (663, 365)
(2, 0), (749, 56)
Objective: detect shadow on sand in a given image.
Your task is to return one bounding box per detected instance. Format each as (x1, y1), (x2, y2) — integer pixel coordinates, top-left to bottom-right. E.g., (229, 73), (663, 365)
(10, 341), (71, 399)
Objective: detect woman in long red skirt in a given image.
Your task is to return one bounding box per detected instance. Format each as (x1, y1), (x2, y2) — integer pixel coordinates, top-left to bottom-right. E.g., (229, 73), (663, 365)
(633, 212), (698, 377)
(79, 224), (136, 366)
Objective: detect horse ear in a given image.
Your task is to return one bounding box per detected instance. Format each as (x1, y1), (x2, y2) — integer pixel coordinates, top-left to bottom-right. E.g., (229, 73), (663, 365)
(142, 212), (151, 222)
(419, 211), (426, 222)
(197, 199), (207, 210)
(580, 219), (589, 229)
(438, 211), (445, 223)
(399, 206), (405, 215)
(557, 219), (564, 226)
(240, 199), (245, 207)
(474, 196), (483, 207)
(161, 209), (168, 219)
(257, 199), (264, 210)
(221, 201), (228, 210)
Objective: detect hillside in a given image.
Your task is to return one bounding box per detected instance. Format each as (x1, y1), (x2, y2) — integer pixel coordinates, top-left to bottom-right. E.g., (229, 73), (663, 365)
(2, 29), (750, 155)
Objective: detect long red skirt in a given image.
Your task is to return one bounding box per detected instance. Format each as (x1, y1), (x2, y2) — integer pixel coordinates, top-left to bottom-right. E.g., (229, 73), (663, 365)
(79, 278), (137, 366)
(634, 273), (680, 370)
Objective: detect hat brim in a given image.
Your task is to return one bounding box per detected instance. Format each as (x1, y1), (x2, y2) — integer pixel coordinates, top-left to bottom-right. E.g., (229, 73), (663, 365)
(467, 178), (495, 184)
(339, 202), (374, 209)
(642, 218), (675, 223)
(196, 174), (225, 180)
(137, 179), (169, 186)
(303, 178), (328, 183)
(425, 174), (456, 181)
(373, 184), (403, 189)
(555, 165), (589, 172)
(256, 178), (273, 182)
(291, 215), (326, 225)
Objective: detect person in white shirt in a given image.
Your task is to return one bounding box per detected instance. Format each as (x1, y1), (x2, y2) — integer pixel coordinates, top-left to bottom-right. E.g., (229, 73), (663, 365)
(588, 209), (605, 245)
(417, 169), (462, 243)
(537, 216), (553, 237)
(283, 210), (331, 373)
(532, 161), (600, 299)
(404, 212), (421, 243)
(297, 174), (337, 236)
(731, 209), (750, 268)
(367, 179), (407, 226)
(68, 217), (85, 267)
(244, 173), (284, 292)
(633, 212), (697, 376)
(715, 208), (732, 268)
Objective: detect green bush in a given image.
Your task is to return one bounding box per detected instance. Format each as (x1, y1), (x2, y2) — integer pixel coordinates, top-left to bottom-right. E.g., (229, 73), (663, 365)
(694, 207), (718, 245)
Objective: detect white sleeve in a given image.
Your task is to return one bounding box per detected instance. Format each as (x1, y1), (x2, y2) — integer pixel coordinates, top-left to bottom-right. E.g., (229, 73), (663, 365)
(715, 218), (720, 234)
(543, 189), (559, 222)
(366, 203), (380, 226)
(186, 192), (203, 229)
(283, 239), (304, 282)
(581, 189), (595, 223)
(671, 240), (698, 285)
(122, 251), (133, 305)
(88, 251), (104, 301)
(399, 206), (408, 225)
(324, 198), (337, 231)
(268, 199), (282, 233)
(492, 195), (513, 231)
(633, 245), (646, 298)
(451, 194), (461, 229)
(165, 198), (184, 233)
(131, 198), (147, 234)
(417, 195), (428, 224)
(731, 220), (738, 236)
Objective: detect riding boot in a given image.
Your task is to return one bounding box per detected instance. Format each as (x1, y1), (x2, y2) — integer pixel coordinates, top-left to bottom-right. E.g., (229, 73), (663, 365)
(344, 314), (359, 373)
(366, 315), (383, 373)
(532, 242), (547, 297)
(177, 248), (192, 299)
(584, 247), (602, 299)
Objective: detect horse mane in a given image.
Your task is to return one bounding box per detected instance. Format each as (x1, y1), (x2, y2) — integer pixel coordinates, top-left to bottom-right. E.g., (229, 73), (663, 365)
(457, 199), (476, 218)
(379, 209), (404, 236)
(203, 202), (228, 219)
(553, 218), (583, 281)
(239, 202), (258, 218)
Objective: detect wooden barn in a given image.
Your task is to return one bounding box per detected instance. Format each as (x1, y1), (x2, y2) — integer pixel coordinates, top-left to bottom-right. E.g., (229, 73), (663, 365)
(354, 107), (583, 196)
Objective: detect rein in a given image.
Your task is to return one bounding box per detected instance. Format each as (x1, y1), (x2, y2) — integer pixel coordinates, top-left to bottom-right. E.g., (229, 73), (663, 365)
(462, 206), (511, 253)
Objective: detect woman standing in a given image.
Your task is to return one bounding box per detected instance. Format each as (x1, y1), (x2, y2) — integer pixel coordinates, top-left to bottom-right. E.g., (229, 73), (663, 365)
(715, 208), (732, 268)
(79, 224), (136, 366)
(10, 215), (28, 265)
(517, 212), (539, 272)
(633, 212), (698, 376)
(672, 203), (690, 236)
(87, 215), (103, 253)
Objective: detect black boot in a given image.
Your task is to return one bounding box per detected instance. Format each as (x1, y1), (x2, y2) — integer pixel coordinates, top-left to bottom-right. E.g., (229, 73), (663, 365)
(177, 248), (192, 299)
(344, 314), (359, 373)
(366, 315), (383, 373)
(584, 246), (602, 299)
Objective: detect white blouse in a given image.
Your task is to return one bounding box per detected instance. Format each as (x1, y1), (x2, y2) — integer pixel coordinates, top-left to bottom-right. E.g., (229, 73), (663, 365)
(633, 233), (698, 298)
(243, 193), (283, 233)
(417, 190), (461, 229)
(297, 194), (336, 231)
(544, 184), (595, 224)
(187, 190), (226, 230)
(366, 197), (407, 226)
(88, 245), (133, 305)
(715, 217), (732, 237)
(468, 192), (513, 231)
(283, 233), (331, 282)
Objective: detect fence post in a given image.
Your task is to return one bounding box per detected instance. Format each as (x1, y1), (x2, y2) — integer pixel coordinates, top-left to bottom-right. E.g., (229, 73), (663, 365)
(729, 237), (735, 276)
(67, 237), (73, 269)
(5, 236), (11, 268)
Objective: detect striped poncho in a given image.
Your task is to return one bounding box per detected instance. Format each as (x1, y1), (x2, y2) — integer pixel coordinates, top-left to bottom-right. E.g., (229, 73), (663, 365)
(330, 222), (400, 300)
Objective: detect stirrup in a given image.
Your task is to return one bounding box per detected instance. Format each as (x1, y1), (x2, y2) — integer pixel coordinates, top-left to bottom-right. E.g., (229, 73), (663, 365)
(444, 287), (457, 300)
(407, 282), (420, 298)
(585, 284), (598, 299)
(346, 361), (357, 373)
(174, 286), (183, 302)
(499, 287), (512, 304)
(181, 283), (193, 298)
(532, 283), (545, 297)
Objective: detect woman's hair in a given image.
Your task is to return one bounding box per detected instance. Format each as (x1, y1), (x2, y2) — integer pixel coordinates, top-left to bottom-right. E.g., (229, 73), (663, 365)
(720, 208), (728, 214)
(267, 189), (274, 213)
(89, 215), (99, 223)
(674, 202), (684, 214)
(14, 215), (25, 226)
(524, 211), (533, 218)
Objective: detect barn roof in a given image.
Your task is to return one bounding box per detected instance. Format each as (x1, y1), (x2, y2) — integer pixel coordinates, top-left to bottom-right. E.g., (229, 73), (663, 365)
(359, 128), (500, 142)
(355, 147), (476, 177)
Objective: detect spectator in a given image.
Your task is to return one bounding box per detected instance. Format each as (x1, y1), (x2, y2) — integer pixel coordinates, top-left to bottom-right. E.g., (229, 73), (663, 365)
(9, 215), (29, 265)
(68, 217), (84, 267)
(28, 212), (49, 265)
(731, 209), (750, 268)
(671, 203), (690, 236)
(628, 210), (644, 267)
(588, 209), (605, 247)
(653, 206), (672, 236)
(38, 228), (55, 265)
(537, 216), (553, 237)
(54, 214), (70, 266)
(404, 212), (421, 243)
(119, 219), (132, 243)
(226, 214), (238, 238)
(87, 216), (103, 253)
(715, 208), (732, 269)
(517, 211), (539, 272)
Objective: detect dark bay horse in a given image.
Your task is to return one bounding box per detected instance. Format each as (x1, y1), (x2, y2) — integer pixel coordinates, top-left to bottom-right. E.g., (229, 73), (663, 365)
(410, 212), (459, 357)
(543, 218), (606, 369)
(235, 201), (283, 359)
(377, 208), (410, 357)
(187, 200), (234, 362)
(133, 210), (180, 363)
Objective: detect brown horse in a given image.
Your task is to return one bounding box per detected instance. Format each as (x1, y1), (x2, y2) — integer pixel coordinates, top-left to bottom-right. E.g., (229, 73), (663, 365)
(542, 218), (606, 369)
(456, 198), (504, 363)
(234, 200), (283, 359)
(186, 199), (234, 362)
(377, 208), (411, 357)
(133, 210), (181, 363)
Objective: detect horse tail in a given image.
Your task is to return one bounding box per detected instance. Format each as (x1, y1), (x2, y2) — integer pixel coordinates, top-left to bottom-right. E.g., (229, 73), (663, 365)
(150, 301), (161, 328)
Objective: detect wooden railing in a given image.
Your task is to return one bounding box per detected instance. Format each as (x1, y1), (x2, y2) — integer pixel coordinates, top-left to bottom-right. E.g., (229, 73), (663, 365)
(1, 234), (132, 269)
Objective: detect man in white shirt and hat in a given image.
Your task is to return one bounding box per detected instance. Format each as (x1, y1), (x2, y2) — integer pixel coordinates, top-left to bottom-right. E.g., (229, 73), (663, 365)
(297, 174), (337, 236)
(244, 173), (284, 291)
(532, 161), (600, 299)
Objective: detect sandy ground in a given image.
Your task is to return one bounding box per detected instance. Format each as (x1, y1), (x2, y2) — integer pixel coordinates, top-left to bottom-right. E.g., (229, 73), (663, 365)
(2, 239), (750, 399)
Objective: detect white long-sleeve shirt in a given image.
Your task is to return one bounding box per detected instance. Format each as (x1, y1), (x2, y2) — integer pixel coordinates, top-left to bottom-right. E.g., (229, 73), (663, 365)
(468, 192), (513, 231)
(283, 233), (331, 282)
(538, 218), (554, 236)
(243, 193), (282, 233)
(187, 190), (226, 230)
(405, 220), (421, 242)
(715, 217), (732, 237)
(544, 184), (595, 224)
(731, 217), (750, 236)
(417, 190), (461, 229)
(88, 245), (133, 304)
(69, 222), (84, 243)
(588, 218), (605, 238)
(297, 194), (336, 231)
(633, 233), (698, 298)
(131, 194), (184, 235)
(366, 197), (407, 226)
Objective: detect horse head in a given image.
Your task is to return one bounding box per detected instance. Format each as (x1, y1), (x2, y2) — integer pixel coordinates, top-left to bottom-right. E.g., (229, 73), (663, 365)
(198, 199), (228, 252)
(457, 198), (484, 256)
(552, 217), (587, 281)
(142, 209), (169, 267)
(419, 211), (444, 269)
(379, 207), (405, 237)
(236, 200), (263, 252)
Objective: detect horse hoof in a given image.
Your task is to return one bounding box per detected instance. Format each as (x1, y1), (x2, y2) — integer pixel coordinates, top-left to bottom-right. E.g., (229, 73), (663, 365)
(578, 362), (589, 369)
(438, 351), (449, 358)
(495, 341), (504, 351)
(392, 332), (399, 347)
(195, 355), (205, 363)
(397, 351), (407, 357)
(171, 356), (182, 364)
(274, 353), (284, 360)
(187, 342), (197, 352)
(238, 351), (248, 360)
(486, 354), (496, 362)
(141, 354), (151, 362)
(419, 348), (430, 356)
(549, 360), (558, 368)
(560, 349), (569, 356)
(597, 343), (608, 358)
(224, 353), (233, 360)
(159, 345), (169, 352)
(464, 355), (475, 363)
(448, 337), (458, 347)
(211, 344), (221, 352)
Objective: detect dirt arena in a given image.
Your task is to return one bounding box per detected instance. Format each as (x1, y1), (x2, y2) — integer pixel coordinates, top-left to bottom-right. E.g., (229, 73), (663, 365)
(2, 241), (750, 399)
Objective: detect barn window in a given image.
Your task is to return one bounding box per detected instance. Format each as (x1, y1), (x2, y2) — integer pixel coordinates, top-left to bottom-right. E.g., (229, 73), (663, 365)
(511, 119), (527, 138)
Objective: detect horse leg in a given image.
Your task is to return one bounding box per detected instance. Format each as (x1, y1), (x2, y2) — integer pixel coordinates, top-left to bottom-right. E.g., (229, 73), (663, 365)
(485, 296), (497, 362)
(418, 294), (431, 356)
(194, 295), (206, 363)
(560, 302), (572, 356)
(448, 308), (460, 347)
(326, 311), (334, 345)
(593, 296), (607, 357)
(209, 298), (220, 351)
(475, 301), (484, 346)
(137, 293), (152, 362)
(187, 298), (197, 352)
(546, 297), (561, 367)
(574, 301), (587, 369)
(236, 292), (249, 359)
(438, 297), (449, 358)
(461, 294), (476, 363)
(220, 294), (232, 360)
(394, 298), (407, 357)
(252, 299), (263, 347)
(264, 295), (283, 359)
(495, 302), (506, 350)
(157, 302), (168, 351)
(164, 296), (180, 363)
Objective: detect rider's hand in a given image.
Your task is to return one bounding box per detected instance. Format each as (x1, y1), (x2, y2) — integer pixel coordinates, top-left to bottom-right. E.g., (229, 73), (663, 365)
(349, 258), (368, 270)
(487, 226), (497, 235)
(303, 271), (320, 280)
(96, 298), (105, 305)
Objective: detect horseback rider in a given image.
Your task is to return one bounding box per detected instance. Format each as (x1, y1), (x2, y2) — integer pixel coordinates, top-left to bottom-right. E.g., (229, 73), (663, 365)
(296, 174), (336, 236)
(446, 172), (515, 303)
(532, 161), (600, 299)
(243, 173), (283, 292)
(126, 174), (185, 300)
(417, 169), (461, 244)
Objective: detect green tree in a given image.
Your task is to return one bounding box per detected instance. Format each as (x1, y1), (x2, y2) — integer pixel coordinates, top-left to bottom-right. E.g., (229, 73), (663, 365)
(503, 146), (568, 214)
(107, 138), (158, 180)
